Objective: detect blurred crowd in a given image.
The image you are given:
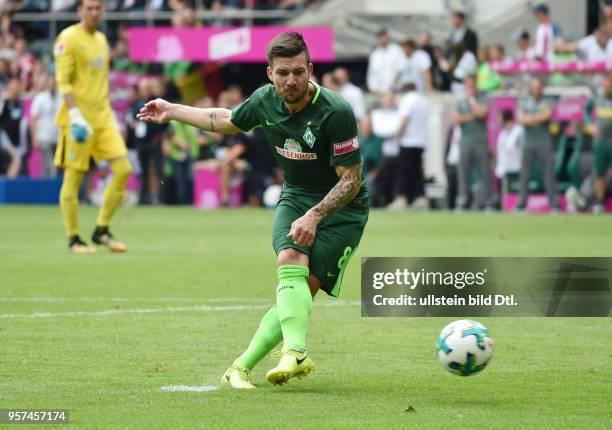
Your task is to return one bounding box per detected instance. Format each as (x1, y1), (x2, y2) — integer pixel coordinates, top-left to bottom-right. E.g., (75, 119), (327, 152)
(356, 2), (612, 213)
(0, 1), (611, 211)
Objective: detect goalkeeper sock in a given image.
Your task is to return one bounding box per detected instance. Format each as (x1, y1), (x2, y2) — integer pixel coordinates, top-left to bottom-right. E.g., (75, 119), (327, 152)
(96, 157), (132, 227)
(275, 264), (312, 352)
(234, 306), (283, 370)
(60, 168), (85, 237)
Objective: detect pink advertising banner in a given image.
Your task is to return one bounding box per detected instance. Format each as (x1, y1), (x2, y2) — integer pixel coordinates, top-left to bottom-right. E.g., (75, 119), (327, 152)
(128, 26), (335, 63)
(490, 60), (612, 74)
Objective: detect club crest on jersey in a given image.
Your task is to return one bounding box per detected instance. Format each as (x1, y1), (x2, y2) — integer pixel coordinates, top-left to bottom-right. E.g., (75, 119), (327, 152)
(92, 56), (105, 68)
(276, 138), (317, 160)
(333, 137), (359, 156)
(303, 127), (316, 148)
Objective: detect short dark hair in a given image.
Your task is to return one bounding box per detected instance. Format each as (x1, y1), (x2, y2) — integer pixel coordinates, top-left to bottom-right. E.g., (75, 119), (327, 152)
(501, 109), (514, 123)
(402, 39), (416, 50)
(453, 11), (466, 21)
(267, 32), (310, 67)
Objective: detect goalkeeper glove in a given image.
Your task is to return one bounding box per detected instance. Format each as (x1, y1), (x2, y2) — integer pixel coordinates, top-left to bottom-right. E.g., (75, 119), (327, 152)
(69, 107), (92, 143)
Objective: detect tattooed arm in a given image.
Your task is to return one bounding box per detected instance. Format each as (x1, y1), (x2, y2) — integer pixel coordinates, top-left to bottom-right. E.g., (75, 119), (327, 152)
(287, 163), (362, 246)
(137, 98), (241, 135)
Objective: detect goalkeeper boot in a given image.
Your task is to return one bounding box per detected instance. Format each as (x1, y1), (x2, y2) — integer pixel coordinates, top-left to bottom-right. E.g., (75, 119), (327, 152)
(92, 226), (127, 253)
(266, 349), (314, 385)
(68, 235), (96, 254)
(221, 365), (256, 390)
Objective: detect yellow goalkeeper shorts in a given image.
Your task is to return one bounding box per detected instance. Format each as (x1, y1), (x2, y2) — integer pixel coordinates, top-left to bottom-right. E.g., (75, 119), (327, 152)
(54, 122), (127, 172)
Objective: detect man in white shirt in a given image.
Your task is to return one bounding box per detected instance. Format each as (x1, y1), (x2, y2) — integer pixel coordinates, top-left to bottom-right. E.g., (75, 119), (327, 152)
(30, 75), (61, 177)
(533, 3), (562, 60)
(367, 29), (404, 94)
(398, 39), (433, 94)
(388, 82), (430, 210)
(334, 67), (366, 124)
(514, 30), (537, 60)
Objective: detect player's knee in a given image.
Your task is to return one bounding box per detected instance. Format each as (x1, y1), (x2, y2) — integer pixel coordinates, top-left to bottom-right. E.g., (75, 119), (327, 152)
(111, 157), (132, 180)
(277, 248), (309, 267)
(307, 273), (321, 298)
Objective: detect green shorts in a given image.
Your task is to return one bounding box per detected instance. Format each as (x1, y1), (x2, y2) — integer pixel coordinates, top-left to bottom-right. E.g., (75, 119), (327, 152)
(272, 191), (369, 297)
(593, 140), (612, 177)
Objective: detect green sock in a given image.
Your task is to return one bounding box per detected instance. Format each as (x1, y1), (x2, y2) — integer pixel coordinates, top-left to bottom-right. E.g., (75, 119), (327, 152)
(275, 264), (312, 352)
(234, 306), (283, 370)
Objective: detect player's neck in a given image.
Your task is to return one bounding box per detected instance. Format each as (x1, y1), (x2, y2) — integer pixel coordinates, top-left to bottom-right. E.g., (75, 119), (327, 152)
(284, 81), (314, 114)
(80, 22), (97, 34)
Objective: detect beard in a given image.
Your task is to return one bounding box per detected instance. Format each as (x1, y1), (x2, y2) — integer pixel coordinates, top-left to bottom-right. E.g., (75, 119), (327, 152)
(279, 80), (309, 104)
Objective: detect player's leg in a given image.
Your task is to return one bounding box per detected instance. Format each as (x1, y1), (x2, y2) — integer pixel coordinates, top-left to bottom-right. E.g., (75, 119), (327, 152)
(54, 129), (95, 253)
(516, 145), (535, 210)
(540, 139), (559, 211)
(592, 140), (609, 214)
(224, 271), (320, 390)
(91, 126), (132, 252)
(223, 199), (312, 388)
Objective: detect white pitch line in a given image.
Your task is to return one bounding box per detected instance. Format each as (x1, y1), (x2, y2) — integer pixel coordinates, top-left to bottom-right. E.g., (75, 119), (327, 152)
(159, 385), (219, 393)
(0, 297), (270, 303)
(0, 300), (360, 319)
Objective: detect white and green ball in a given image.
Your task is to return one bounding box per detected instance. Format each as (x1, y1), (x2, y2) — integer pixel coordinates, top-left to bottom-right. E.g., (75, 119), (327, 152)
(437, 319), (493, 376)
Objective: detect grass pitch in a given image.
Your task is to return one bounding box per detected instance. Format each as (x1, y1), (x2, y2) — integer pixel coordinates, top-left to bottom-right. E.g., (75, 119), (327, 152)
(0, 207), (611, 429)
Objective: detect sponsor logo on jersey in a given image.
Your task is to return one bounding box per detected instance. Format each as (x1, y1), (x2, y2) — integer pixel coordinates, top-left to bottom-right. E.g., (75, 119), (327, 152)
(303, 126), (316, 148)
(333, 137), (359, 156)
(276, 138), (317, 160)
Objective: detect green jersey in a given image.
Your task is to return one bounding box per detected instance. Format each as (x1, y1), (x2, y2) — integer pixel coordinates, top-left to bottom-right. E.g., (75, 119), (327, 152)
(231, 81), (368, 207)
(518, 96), (555, 146)
(456, 94), (488, 143)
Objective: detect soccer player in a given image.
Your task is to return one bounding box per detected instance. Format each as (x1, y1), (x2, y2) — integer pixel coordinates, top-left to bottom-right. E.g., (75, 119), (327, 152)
(53, 0), (132, 253)
(138, 32), (369, 388)
(585, 75), (612, 214)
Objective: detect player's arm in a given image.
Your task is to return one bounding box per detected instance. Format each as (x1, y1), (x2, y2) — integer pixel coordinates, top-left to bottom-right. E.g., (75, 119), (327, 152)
(137, 98), (241, 135)
(54, 36), (92, 140)
(288, 163), (362, 246)
(310, 163), (362, 219)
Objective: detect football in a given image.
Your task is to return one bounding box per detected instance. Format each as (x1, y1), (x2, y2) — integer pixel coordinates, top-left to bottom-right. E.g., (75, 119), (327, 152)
(437, 320), (493, 376)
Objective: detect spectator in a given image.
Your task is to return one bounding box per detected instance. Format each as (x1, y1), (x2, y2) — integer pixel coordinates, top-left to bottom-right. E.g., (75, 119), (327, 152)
(452, 75), (494, 211)
(370, 92), (401, 207)
(398, 39), (433, 94)
(532, 3), (562, 60)
(0, 77), (28, 176)
(14, 38), (35, 90)
(515, 76), (559, 212)
(388, 82), (429, 210)
(514, 30), (536, 60)
(558, 27), (612, 61)
(132, 77), (168, 204)
(366, 28), (404, 94)
(477, 44), (503, 92)
(419, 31), (446, 91)
(494, 109), (523, 180)
(448, 42), (478, 95)
(334, 67), (366, 126)
(321, 71), (340, 92)
(30, 74), (61, 177)
(166, 119), (198, 205)
(449, 10), (478, 56)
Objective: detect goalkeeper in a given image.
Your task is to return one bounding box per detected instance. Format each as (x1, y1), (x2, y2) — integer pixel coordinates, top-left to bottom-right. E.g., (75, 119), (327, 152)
(53, 0), (132, 253)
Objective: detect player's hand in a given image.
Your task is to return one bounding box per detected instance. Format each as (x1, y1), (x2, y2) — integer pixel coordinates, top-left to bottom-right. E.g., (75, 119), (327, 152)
(68, 107), (92, 143)
(587, 123), (598, 136)
(287, 212), (321, 246)
(137, 98), (173, 124)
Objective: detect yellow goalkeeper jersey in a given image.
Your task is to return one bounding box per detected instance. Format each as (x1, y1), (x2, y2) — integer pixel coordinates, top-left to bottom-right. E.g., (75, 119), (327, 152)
(54, 23), (113, 129)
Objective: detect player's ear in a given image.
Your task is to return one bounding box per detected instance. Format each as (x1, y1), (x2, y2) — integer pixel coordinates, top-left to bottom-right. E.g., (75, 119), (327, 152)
(308, 63), (313, 76)
(266, 66), (273, 82)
